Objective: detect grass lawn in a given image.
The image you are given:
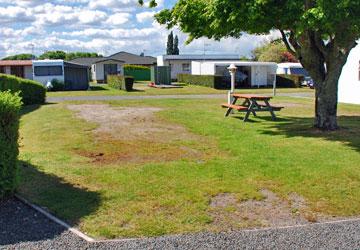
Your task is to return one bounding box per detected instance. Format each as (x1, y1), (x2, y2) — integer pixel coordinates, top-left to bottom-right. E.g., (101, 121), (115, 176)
(46, 82), (314, 97)
(18, 96), (360, 239)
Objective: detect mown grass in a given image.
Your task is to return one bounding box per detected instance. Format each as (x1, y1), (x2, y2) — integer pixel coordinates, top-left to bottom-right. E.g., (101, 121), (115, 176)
(18, 96), (360, 239)
(46, 82), (314, 97)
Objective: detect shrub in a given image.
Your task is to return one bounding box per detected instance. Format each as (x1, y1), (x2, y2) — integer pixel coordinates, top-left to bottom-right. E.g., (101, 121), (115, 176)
(177, 74), (226, 89)
(0, 91), (22, 199)
(123, 64), (150, 70)
(124, 65), (151, 81)
(0, 74), (46, 105)
(47, 79), (65, 92)
(276, 74), (304, 88)
(108, 75), (134, 91)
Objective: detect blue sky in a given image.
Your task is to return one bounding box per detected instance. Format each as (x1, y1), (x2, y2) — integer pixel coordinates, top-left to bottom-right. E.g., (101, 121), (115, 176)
(0, 0), (277, 58)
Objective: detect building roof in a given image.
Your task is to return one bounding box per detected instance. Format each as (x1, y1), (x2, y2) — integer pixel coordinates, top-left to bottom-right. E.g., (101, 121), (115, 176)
(159, 54), (241, 61)
(108, 51), (156, 65)
(277, 62), (303, 68)
(195, 61), (278, 66)
(70, 57), (126, 66)
(0, 60), (32, 66)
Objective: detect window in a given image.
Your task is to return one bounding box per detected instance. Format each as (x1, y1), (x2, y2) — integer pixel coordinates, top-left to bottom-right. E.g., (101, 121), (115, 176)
(182, 63), (190, 72)
(34, 66), (63, 76)
(0, 66), (5, 74)
(289, 67), (309, 76)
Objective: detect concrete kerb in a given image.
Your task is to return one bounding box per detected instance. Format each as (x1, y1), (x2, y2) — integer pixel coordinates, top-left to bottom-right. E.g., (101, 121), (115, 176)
(14, 193), (360, 244)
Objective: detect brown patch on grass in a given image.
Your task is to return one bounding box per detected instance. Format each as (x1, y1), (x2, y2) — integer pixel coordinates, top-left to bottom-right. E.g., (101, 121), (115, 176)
(68, 104), (217, 165)
(208, 189), (321, 231)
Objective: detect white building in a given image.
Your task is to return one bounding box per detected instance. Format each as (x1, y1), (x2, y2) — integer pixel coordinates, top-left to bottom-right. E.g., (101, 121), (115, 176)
(338, 44), (360, 104)
(157, 55), (242, 79)
(192, 61), (277, 87)
(277, 62), (310, 76)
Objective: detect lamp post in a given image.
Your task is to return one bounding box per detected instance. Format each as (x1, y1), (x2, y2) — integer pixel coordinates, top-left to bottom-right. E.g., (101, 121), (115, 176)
(227, 63), (237, 104)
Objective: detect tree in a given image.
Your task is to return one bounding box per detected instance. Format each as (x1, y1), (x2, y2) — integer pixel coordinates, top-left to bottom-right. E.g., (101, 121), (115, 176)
(2, 54), (36, 60)
(166, 31), (174, 55)
(142, 0), (360, 130)
(252, 41), (297, 63)
(39, 51), (66, 60)
(173, 35), (180, 55)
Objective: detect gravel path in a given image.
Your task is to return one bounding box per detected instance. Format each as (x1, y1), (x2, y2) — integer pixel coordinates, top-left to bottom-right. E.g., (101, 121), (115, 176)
(1, 198), (359, 249)
(47, 92), (314, 103)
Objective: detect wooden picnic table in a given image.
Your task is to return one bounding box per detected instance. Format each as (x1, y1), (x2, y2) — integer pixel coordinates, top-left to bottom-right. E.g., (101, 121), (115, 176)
(221, 93), (283, 122)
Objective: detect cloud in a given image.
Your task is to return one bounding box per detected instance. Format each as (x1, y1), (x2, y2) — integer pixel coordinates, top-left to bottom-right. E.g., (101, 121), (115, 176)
(106, 13), (132, 26)
(136, 11), (156, 23)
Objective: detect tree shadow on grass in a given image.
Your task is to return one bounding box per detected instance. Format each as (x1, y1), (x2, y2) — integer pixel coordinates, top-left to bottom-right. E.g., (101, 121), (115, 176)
(257, 115), (360, 152)
(0, 161), (101, 246)
(20, 103), (56, 117)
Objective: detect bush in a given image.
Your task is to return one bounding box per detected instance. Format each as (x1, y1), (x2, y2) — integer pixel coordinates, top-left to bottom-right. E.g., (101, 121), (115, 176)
(276, 74), (304, 88)
(108, 75), (134, 91)
(124, 65), (151, 81)
(0, 74), (46, 105)
(47, 79), (65, 92)
(0, 91), (22, 199)
(177, 74), (226, 89)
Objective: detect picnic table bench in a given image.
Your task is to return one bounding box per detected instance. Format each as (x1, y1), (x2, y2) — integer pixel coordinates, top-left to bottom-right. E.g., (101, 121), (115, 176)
(221, 94), (283, 122)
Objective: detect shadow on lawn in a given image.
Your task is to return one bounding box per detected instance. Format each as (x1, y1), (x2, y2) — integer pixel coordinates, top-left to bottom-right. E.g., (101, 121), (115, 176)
(257, 115), (360, 152)
(20, 103), (56, 116)
(2, 161), (101, 245)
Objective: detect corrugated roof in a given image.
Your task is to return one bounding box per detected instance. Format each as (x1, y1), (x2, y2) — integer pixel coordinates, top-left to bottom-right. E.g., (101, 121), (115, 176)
(0, 60), (32, 66)
(160, 54), (241, 60)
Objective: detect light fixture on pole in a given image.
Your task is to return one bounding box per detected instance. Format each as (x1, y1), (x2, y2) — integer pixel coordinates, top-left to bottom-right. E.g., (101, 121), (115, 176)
(227, 63), (237, 104)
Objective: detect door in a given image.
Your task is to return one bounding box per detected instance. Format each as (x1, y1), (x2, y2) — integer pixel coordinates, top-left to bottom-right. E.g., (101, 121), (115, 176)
(104, 64), (118, 83)
(10, 66), (24, 78)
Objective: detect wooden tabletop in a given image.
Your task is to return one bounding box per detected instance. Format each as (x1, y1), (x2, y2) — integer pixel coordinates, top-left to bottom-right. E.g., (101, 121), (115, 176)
(232, 94), (272, 100)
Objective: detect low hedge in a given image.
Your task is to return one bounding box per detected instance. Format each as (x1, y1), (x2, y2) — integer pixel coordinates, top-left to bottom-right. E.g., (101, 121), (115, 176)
(124, 64), (150, 70)
(0, 74), (46, 105)
(276, 74), (304, 88)
(108, 75), (134, 91)
(177, 74), (226, 89)
(0, 91), (22, 199)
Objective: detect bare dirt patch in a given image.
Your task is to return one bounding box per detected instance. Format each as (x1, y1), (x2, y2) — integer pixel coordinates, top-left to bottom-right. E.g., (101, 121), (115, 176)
(67, 104), (215, 165)
(209, 189), (319, 231)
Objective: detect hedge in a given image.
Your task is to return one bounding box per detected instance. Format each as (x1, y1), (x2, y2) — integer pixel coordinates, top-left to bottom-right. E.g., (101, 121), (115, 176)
(0, 91), (22, 199)
(276, 74), (304, 88)
(124, 65), (151, 81)
(177, 74), (226, 89)
(0, 74), (46, 105)
(108, 75), (134, 91)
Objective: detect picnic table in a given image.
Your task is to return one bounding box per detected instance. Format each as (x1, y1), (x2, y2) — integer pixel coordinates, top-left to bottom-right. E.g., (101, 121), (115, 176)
(221, 94), (283, 122)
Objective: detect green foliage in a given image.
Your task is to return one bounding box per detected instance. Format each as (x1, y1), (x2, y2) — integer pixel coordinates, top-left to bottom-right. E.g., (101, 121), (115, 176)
(166, 31), (174, 55)
(173, 35), (179, 55)
(0, 91), (22, 198)
(38, 51), (102, 61)
(0, 74), (46, 105)
(277, 74), (304, 88)
(108, 75), (134, 91)
(177, 74), (225, 89)
(48, 79), (65, 92)
(2, 54), (36, 60)
(39, 51), (67, 60)
(253, 41), (297, 63)
(124, 64), (150, 70)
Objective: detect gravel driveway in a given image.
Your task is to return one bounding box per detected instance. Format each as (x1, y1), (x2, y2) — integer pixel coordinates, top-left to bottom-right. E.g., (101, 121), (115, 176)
(1, 198), (359, 250)
(47, 92), (314, 103)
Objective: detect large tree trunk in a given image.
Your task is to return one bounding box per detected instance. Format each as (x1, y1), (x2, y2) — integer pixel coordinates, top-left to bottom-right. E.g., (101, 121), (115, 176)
(314, 75), (339, 130)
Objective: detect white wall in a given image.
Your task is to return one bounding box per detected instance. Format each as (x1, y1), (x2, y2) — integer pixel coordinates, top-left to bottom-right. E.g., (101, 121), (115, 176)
(4, 66), (10, 74)
(94, 60), (123, 82)
(338, 44), (360, 104)
(24, 66), (33, 80)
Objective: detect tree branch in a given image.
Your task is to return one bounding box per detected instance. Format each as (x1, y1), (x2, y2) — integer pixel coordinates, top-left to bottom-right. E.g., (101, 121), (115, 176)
(279, 30), (296, 55)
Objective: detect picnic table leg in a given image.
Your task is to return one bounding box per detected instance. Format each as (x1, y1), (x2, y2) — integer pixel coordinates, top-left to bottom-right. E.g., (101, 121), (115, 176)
(243, 101), (255, 122)
(264, 99), (276, 120)
(225, 97), (238, 117)
(251, 99), (259, 117)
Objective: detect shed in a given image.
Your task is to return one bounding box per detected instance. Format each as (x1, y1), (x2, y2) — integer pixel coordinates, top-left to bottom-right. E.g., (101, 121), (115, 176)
(191, 61), (277, 88)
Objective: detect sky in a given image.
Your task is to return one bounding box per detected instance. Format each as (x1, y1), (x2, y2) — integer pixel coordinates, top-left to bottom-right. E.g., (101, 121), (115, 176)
(0, 0), (279, 58)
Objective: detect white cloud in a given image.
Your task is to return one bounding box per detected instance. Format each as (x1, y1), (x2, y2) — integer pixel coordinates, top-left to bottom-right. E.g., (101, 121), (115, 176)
(105, 13), (132, 26)
(136, 11), (155, 23)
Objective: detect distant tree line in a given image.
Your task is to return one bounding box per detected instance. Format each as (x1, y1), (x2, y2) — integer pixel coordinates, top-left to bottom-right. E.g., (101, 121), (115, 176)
(2, 51), (103, 61)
